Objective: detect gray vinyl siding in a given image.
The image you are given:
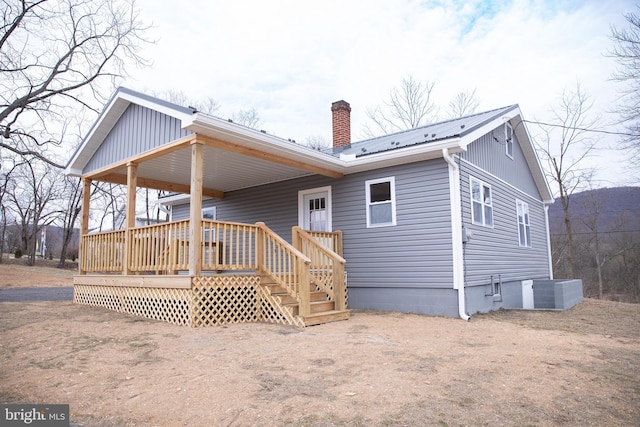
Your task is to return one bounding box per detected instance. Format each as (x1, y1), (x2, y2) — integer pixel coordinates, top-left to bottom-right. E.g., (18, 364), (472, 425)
(459, 159), (550, 287)
(173, 159), (456, 296)
(84, 104), (191, 174)
(460, 130), (541, 199)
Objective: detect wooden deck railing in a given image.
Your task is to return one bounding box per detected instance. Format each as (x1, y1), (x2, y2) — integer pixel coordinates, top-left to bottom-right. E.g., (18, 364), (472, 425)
(78, 220), (345, 317)
(257, 222), (311, 316)
(128, 220), (190, 273)
(80, 229), (125, 272)
(302, 229), (344, 257)
(203, 220), (258, 271)
(292, 227), (346, 311)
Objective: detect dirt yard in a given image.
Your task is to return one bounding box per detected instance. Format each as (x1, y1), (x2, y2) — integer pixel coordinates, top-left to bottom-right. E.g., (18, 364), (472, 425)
(0, 263), (639, 426)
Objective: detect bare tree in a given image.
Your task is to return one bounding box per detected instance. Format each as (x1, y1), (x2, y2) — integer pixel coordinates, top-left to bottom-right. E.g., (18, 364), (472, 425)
(153, 90), (221, 115)
(535, 82), (599, 278)
(5, 161), (63, 265)
(92, 182), (127, 231)
(304, 135), (330, 151)
(57, 176), (84, 267)
(154, 90), (261, 129)
(0, 158), (21, 262)
(362, 75), (439, 138)
(232, 108), (261, 128)
(447, 89), (480, 119)
(579, 185), (610, 298)
(0, 0), (150, 165)
(609, 6), (640, 166)
(612, 218), (640, 302)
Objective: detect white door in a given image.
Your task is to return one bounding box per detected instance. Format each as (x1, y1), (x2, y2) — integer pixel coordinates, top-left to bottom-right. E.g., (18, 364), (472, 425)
(522, 280), (534, 309)
(299, 187), (331, 232)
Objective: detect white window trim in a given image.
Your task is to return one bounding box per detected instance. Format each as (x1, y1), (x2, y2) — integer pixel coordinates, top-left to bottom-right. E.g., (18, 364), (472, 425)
(298, 186), (332, 231)
(202, 206), (216, 220)
(505, 122), (514, 159)
(365, 176), (397, 228)
(516, 199), (532, 247)
(470, 177), (493, 228)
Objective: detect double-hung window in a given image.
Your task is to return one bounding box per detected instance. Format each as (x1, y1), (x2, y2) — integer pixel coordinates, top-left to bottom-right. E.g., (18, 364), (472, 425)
(365, 177), (396, 227)
(516, 199), (531, 247)
(470, 177), (493, 227)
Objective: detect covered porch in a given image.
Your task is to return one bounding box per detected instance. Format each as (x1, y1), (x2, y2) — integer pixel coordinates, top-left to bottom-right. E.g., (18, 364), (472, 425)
(68, 89), (350, 327)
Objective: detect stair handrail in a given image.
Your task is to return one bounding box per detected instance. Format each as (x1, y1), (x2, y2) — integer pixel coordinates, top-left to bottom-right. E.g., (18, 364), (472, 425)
(292, 226), (346, 311)
(256, 222), (312, 317)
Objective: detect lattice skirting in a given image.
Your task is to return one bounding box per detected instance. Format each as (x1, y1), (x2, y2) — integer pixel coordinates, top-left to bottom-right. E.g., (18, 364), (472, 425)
(74, 275), (309, 328)
(74, 284), (192, 326)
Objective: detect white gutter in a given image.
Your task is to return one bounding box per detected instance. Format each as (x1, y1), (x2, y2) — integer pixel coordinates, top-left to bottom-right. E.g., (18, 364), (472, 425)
(442, 148), (470, 321)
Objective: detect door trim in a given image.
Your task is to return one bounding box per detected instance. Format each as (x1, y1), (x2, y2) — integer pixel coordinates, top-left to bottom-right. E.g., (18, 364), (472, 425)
(298, 186), (332, 231)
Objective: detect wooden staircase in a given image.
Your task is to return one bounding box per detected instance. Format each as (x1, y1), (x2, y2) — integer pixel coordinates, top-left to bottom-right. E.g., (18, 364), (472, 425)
(260, 275), (350, 327)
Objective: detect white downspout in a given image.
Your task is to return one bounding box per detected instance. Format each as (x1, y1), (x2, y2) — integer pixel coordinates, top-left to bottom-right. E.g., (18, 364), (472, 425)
(544, 204), (554, 280)
(442, 148), (470, 321)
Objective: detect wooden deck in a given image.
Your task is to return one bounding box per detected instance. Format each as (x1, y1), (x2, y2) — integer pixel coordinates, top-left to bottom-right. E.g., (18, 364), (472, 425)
(74, 221), (349, 327)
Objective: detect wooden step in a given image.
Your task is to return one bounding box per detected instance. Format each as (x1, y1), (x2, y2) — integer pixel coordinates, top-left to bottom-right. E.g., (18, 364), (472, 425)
(302, 310), (350, 326)
(311, 300), (335, 313)
(310, 291), (327, 302)
(285, 300), (335, 316)
(272, 291), (327, 305)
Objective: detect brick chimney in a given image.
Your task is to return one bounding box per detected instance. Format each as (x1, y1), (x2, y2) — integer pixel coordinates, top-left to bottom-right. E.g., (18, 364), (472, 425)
(331, 100), (351, 148)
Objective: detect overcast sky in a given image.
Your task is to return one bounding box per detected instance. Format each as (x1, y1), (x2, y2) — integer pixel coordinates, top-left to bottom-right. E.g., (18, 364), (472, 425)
(126, 0), (635, 188)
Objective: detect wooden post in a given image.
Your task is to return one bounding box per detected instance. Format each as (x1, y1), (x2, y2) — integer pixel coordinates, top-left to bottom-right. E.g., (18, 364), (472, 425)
(335, 230), (343, 257)
(291, 226), (301, 251)
(79, 178), (92, 275)
(123, 162), (137, 275)
(189, 141), (203, 276)
(298, 258), (311, 317)
(256, 222), (265, 274)
(334, 261), (346, 311)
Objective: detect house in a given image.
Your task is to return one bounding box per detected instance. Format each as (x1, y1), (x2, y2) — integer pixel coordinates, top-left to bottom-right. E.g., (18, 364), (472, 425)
(66, 87), (576, 327)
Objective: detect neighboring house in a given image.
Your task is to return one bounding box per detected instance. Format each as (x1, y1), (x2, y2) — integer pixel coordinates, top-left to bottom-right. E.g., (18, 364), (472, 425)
(66, 87), (579, 327)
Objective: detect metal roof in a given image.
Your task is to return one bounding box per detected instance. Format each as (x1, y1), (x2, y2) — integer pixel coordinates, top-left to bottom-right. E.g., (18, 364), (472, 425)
(329, 105), (519, 158)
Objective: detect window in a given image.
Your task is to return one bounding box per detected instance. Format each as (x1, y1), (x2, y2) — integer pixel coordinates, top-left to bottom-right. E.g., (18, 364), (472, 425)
(470, 177), (493, 227)
(505, 122), (514, 158)
(516, 199), (531, 247)
(202, 206), (216, 220)
(366, 177), (396, 227)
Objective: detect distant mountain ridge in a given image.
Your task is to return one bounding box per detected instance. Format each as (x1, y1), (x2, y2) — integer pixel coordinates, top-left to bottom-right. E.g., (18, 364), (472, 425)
(548, 186), (640, 235)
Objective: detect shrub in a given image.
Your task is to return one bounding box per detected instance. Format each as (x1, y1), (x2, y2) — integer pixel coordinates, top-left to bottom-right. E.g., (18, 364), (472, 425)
(14, 248), (22, 259)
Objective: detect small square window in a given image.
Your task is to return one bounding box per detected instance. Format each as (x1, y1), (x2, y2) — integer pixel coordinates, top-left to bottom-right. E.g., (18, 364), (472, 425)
(366, 177), (396, 227)
(202, 207), (216, 221)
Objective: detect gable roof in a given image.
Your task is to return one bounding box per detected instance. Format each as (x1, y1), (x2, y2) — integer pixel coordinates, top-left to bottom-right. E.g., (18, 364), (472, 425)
(66, 87), (552, 203)
(65, 87), (194, 175)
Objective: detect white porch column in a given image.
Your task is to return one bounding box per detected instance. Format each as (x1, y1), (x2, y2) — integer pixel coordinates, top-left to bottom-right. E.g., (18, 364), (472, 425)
(189, 140), (204, 276)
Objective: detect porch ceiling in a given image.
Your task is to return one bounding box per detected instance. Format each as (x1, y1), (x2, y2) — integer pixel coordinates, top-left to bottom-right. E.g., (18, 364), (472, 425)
(86, 138), (329, 197)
